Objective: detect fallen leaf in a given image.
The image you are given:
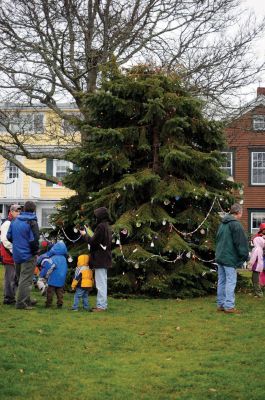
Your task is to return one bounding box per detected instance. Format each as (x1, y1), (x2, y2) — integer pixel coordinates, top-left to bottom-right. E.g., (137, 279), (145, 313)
(19, 369), (24, 373)
(209, 388), (217, 392)
(176, 326), (181, 331)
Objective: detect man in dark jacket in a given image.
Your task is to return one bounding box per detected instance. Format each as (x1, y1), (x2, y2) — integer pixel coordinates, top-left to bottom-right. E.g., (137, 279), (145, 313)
(80, 207), (112, 312)
(7, 201), (40, 310)
(215, 203), (249, 314)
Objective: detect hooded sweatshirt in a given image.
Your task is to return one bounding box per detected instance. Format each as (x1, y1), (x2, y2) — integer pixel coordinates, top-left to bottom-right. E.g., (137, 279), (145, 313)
(39, 241), (68, 287)
(248, 236), (265, 272)
(215, 214), (249, 268)
(7, 211), (39, 263)
(84, 207), (112, 268)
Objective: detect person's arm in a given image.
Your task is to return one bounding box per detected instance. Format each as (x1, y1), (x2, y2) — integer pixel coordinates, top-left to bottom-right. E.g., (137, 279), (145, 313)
(80, 224), (104, 247)
(231, 222), (249, 263)
(28, 220), (40, 255)
(6, 222), (13, 243)
(1, 221), (12, 252)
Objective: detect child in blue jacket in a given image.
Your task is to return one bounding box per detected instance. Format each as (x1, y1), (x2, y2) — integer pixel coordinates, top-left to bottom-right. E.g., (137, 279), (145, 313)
(38, 241), (68, 308)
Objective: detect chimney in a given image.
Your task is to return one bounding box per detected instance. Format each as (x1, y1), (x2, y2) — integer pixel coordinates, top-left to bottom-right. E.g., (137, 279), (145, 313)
(257, 87), (265, 97)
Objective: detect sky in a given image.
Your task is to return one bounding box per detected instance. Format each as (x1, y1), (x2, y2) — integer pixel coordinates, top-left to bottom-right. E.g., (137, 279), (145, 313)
(243, 0), (265, 97)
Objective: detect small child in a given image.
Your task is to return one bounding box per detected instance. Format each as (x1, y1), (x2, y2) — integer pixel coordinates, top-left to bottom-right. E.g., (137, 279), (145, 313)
(248, 236), (265, 298)
(39, 241), (68, 308)
(71, 254), (93, 311)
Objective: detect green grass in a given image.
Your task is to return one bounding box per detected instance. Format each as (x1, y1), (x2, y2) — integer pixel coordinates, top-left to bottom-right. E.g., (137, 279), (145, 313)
(0, 266), (264, 400)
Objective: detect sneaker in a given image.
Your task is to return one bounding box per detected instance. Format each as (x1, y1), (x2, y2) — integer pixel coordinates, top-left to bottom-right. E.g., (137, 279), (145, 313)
(3, 300), (16, 305)
(216, 306), (225, 312)
(27, 299), (38, 306)
(224, 308), (241, 314)
(92, 307), (106, 312)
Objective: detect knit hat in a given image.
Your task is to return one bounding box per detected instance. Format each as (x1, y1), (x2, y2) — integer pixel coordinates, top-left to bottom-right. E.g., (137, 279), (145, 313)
(77, 254), (89, 267)
(258, 222), (265, 232)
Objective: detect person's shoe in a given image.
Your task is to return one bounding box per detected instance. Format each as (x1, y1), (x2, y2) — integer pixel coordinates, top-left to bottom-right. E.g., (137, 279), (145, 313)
(216, 306), (225, 312)
(92, 307), (106, 312)
(224, 308), (241, 314)
(28, 299), (38, 306)
(71, 308), (78, 311)
(3, 300), (16, 305)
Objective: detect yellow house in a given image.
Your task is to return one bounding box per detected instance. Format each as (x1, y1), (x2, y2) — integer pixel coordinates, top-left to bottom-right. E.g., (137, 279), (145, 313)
(0, 103), (80, 228)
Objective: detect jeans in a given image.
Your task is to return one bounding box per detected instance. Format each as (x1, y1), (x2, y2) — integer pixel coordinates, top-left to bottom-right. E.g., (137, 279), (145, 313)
(95, 268), (108, 310)
(72, 288), (89, 310)
(217, 264), (237, 310)
(15, 258), (36, 309)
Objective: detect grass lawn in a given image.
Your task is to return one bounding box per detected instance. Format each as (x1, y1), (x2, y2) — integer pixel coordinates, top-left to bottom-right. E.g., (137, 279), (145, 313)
(0, 266), (264, 400)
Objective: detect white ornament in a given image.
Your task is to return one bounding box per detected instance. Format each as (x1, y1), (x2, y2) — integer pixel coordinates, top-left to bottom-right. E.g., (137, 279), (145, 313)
(136, 222), (141, 227)
(73, 228), (78, 233)
(162, 219), (166, 226)
(226, 176), (234, 182)
(123, 186), (126, 190)
(89, 196), (92, 200)
(133, 248), (138, 253)
(200, 229), (205, 235)
(239, 189), (244, 195)
(195, 195), (198, 199)
(116, 239), (121, 245)
(164, 199), (170, 205)
(239, 199), (244, 204)
(134, 263), (139, 269)
(186, 252), (191, 258)
(44, 232), (49, 238)
(150, 241), (155, 247)
(68, 256), (73, 263)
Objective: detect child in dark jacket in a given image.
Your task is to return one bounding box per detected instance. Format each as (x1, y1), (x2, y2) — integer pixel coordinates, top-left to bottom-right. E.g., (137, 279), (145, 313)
(71, 254), (93, 311)
(38, 241), (68, 308)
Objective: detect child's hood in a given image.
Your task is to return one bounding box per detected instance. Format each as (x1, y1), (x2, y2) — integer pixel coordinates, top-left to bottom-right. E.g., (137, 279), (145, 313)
(77, 254), (89, 267)
(253, 236), (265, 249)
(49, 241), (68, 256)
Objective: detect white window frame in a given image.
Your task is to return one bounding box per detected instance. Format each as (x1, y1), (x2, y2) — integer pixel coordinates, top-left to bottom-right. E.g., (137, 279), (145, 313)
(0, 112), (44, 133)
(250, 211), (265, 234)
(53, 159), (73, 187)
(251, 151), (265, 185)
(220, 151), (233, 177)
(6, 161), (19, 179)
(41, 208), (55, 228)
(253, 115), (265, 131)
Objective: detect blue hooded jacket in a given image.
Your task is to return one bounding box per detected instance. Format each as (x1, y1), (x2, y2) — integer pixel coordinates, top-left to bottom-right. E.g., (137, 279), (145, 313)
(7, 211), (39, 263)
(39, 242), (68, 287)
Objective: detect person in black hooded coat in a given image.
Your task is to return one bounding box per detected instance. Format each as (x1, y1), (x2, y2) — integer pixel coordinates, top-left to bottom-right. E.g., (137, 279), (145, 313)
(80, 207), (112, 312)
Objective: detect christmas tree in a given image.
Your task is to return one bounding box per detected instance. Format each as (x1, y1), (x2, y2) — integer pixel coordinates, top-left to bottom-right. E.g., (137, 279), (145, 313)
(55, 65), (239, 298)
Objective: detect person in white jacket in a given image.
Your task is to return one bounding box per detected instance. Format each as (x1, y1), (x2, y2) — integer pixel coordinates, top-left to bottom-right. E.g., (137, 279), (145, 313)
(0, 204), (21, 304)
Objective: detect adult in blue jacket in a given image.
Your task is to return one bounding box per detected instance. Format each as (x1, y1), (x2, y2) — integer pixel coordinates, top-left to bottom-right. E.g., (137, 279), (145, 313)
(38, 241), (68, 308)
(7, 201), (39, 310)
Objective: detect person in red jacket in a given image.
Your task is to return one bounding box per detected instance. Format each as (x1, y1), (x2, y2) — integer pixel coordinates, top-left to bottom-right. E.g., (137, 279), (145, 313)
(0, 204), (21, 304)
(253, 222), (265, 239)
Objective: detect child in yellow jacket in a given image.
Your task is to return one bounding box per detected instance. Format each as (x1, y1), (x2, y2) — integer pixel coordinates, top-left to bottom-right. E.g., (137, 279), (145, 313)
(71, 254), (93, 311)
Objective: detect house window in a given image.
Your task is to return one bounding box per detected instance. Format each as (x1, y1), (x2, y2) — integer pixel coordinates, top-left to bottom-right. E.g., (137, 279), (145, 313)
(220, 152), (233, 176)
(7, 161), (19, 179)
(41, 208), (55, 228)
(54, 160), (73, 179)
(250, 211), (265, 234)
(0, 113), (44, 133)
(253, 115), (265, 131)
(251, 152), (265, 185)
(46, 159), (73, 187)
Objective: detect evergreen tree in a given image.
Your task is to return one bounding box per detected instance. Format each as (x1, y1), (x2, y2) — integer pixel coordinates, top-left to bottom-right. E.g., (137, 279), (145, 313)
(56, 65), (239, 298)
